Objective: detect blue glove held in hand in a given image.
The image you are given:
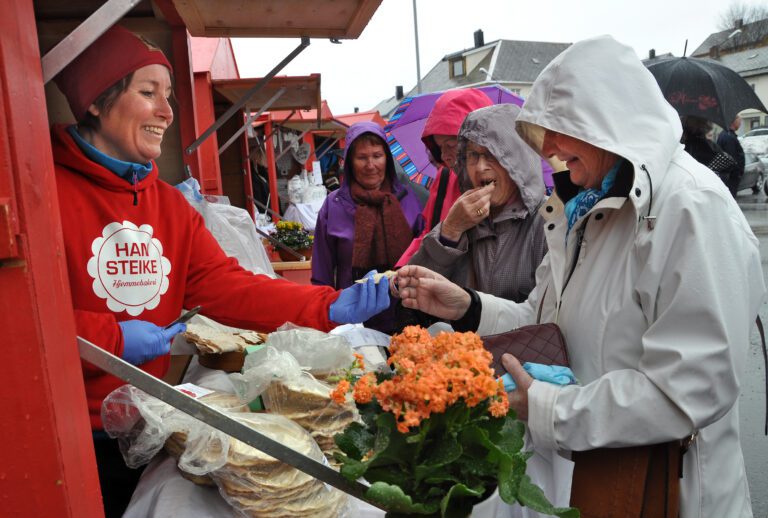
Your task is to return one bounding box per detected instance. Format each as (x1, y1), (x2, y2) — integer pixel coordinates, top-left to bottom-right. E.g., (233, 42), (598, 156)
(329, 270), (391, 324)
(118, 320), (187, 365)
(501, 363), (577, 392)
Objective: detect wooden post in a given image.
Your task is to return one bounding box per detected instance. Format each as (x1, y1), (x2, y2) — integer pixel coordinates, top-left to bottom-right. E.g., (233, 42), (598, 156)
(1, 1), (103, 515)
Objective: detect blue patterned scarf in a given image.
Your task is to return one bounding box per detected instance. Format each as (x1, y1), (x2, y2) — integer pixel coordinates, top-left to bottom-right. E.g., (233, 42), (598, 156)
(564, 160), (622, 236)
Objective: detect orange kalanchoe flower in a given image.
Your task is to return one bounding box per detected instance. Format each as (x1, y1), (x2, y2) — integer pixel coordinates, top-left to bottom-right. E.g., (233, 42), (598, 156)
(330, 379), (350, 405)
(353, 373), (376, 404)
(353, 352), (365, 371)
(338, 326), (510, 433)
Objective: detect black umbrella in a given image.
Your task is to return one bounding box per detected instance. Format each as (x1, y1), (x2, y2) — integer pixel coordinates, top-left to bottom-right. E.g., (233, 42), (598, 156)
(646, 56), (767, 129)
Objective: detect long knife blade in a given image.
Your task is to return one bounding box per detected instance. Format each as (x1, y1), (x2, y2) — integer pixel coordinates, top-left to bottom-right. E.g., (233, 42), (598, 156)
(77, 336), (379, 508)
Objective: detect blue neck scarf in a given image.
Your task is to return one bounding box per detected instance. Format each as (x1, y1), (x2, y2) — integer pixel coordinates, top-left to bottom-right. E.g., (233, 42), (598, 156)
(564, 159), (622, 235)
(67, 125), (153, 184)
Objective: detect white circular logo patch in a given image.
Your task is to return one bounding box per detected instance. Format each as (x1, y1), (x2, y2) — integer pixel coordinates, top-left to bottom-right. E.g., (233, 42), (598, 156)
(87, 221), (171, 316)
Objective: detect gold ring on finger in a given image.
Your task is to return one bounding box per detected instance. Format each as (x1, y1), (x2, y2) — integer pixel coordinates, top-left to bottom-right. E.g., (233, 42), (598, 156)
(476, 207), (485, 216)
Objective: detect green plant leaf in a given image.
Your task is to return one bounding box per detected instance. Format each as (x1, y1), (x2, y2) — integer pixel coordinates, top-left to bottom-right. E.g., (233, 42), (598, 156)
(496, 455), (520, 504)
(460, 424), (508, 463)
(357, 399), (383, 428)
(365, 465), (414, 487)
(338, 454), (370, 481)
(439, 483), (484, 518)
(425, 434), (463, 467)
(495, 416), (525, 455)
(334, 421), (374, 459)
(454, 455), (497, 480)
(517, 474), (580, 518)
(365, 481), (440, 515)
(442, 400), (471, 432)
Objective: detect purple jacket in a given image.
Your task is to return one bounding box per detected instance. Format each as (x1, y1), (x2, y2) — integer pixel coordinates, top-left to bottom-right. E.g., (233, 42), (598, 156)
(312, 123), (424, 332)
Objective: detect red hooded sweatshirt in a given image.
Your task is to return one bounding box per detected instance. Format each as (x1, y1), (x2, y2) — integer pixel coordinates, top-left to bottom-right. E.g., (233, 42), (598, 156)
(396, 89), (493, 266)
(51, 125), (340, 429)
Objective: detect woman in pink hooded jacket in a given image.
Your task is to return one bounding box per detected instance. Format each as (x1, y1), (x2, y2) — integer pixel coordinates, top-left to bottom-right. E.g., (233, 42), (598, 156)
(395, 89), (493, 266)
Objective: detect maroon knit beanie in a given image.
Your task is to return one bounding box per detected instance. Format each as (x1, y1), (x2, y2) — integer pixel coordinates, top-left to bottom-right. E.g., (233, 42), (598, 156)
(54, 25), (173, 120)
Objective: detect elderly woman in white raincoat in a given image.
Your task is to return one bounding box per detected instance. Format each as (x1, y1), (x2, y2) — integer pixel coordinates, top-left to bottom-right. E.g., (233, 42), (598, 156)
(395, 35), (764, 517)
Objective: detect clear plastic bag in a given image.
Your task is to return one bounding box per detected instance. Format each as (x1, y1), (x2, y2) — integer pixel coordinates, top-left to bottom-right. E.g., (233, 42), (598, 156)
(257, 323), (355, 377)
(102, 385), (350, 517)
(228, 326), (361, 466)
(176, 177), (275, 277)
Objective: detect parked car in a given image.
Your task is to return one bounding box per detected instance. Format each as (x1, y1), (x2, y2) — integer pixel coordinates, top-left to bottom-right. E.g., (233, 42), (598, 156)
(740, 127), (768, 156)
(737, 152), (768, 195)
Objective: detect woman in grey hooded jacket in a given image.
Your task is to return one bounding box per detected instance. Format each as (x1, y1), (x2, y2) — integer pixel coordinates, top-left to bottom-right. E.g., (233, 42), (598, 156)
(408, 103), (547, 303)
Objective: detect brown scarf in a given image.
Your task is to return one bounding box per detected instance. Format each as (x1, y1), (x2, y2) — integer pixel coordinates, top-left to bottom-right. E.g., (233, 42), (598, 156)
(350, 177), (413, 273)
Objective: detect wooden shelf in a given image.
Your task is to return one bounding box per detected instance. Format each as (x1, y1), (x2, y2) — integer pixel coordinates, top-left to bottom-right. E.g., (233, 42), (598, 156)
(271, 260), (312, 271)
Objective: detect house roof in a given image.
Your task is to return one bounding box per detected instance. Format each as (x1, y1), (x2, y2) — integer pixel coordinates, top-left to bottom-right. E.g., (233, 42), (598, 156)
(376, 39), (570, 113)
(691, 18), (768, 57)
(641, 52), (675, 67)
(409, 46), (493, 96)
(372, 96), (402, 120)
(492, 40), (571, 83)
(696, 47), (768, 77)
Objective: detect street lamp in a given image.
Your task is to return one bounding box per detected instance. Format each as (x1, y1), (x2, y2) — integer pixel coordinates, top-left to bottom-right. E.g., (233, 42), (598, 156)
(413, 0), (422, 94)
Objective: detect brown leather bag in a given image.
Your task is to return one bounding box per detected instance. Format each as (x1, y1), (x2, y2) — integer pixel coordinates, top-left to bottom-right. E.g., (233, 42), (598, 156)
(483, 323), (569, 377)
(482, 322), (682, 518)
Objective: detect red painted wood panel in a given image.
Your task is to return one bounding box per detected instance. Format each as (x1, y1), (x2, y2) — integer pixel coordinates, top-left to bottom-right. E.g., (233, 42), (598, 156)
(1, 1), (102, 516)
(169, 26), (203, 181)
(193, 73), (224, 194)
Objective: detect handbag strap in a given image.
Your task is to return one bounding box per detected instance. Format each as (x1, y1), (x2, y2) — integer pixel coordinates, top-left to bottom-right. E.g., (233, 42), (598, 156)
(755, 316), (768, 435)
(430, 167), (451, 231)
(536, 285), (549, 324)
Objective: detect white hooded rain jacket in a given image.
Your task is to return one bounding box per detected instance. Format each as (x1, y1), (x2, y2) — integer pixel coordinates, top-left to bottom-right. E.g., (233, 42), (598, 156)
(476, 35), (764, 517)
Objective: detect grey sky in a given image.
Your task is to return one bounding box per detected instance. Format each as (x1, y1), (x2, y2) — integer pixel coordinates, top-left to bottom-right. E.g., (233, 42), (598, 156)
(232, 0), (756, 115)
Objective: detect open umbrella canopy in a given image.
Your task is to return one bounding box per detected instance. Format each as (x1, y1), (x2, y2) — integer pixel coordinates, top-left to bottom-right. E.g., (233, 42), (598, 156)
(384, 85), (554, 190)
(646, 56), (767, 129)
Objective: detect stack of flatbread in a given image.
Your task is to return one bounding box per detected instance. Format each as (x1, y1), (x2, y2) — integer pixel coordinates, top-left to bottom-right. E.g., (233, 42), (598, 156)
(164, 391), (250, 486)
(214, 413), (349, 517)
(263, 375), (360, 467)
(184, 323), (267, 355)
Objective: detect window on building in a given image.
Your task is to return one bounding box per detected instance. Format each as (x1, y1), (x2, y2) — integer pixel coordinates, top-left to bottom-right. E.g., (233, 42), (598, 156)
(449, 58), (465, 78)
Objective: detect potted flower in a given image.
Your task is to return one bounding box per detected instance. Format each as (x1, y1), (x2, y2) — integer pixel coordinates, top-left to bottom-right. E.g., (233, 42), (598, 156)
(270, 220), (314, 261)
(330, 326), (578, 518)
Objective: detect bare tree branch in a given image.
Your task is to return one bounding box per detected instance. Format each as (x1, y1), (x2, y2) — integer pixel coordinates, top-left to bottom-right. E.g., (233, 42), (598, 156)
(718, 2), (768, 30)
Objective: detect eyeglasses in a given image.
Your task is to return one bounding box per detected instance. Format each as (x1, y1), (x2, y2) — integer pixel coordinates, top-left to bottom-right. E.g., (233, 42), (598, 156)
(466, 150), (499, 166)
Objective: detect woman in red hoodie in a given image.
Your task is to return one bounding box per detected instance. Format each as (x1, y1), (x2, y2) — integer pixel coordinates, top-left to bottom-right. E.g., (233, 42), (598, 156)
(51, 25), (389, 516)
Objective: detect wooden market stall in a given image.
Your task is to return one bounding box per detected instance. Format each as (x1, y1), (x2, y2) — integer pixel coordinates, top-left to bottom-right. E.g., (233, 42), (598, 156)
(1, 0), (381, 515)
(212, 74), (322, 217)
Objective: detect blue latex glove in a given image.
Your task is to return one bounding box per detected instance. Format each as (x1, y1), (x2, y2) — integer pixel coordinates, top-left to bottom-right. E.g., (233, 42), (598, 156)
(118, 320), (187, 365)
(501, 363), (577, 392)
(329, 270), (390, 324)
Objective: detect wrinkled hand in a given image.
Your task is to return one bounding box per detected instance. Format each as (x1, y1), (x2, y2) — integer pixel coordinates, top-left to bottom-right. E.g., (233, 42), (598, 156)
(440, 184), (494, 241)
(329, 270), (390, 324)
(395, 265), (470, 320)
(502, 354), (534, 421)
(118, 320), (187, 365)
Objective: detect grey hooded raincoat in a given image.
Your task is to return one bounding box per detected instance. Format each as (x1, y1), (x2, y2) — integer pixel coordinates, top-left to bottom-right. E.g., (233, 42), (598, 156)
(408, 104), (548, 303)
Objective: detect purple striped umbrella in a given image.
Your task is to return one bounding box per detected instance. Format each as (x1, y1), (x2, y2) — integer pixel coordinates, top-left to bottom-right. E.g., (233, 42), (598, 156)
(384, 84), (554, 191)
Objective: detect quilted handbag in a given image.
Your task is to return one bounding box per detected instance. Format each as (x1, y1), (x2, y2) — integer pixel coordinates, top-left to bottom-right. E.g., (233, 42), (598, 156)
(482, 323), (569, 377)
